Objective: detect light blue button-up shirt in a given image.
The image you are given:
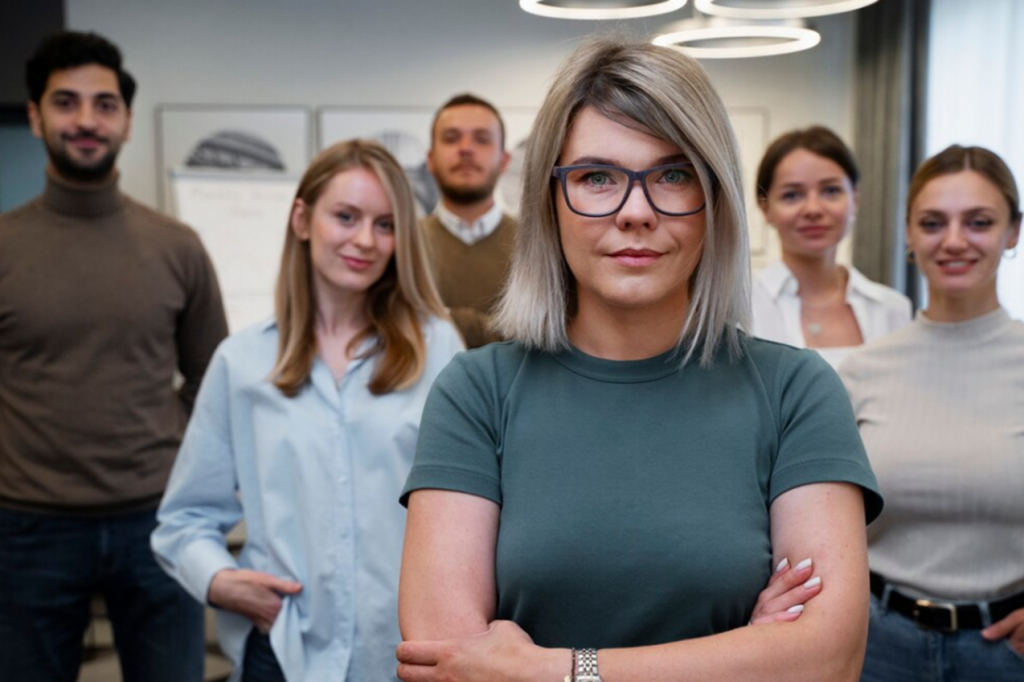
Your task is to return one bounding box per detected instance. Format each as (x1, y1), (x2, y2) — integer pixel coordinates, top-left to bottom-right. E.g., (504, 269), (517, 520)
(152, 316), (463, 682)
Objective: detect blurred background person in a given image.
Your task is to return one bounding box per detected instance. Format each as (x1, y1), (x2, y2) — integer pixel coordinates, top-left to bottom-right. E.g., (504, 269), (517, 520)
(422, 93), (515, 348)
(841, 145), (1024, 681)
(153, 139), (463, 682)
(0, 31), (226, 682)
(752, 126), (910, 368)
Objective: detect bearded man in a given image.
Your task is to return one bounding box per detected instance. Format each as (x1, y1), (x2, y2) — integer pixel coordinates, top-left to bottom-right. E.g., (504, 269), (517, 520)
(0, 31), (227, 682)
(422, 93), (516, 348)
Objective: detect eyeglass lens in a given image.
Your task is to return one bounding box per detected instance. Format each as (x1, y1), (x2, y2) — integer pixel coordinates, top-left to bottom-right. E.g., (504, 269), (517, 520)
(561, 165), (703, 216)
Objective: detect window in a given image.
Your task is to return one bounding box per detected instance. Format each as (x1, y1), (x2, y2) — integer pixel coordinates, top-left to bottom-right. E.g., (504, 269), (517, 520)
(926, 0), (1024, 319)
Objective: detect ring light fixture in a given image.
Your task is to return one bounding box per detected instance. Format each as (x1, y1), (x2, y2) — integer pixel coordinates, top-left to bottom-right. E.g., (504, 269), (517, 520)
(694, 0), (879, 20)
(519, 0), (688, 20)
(653, 22), (821, 58)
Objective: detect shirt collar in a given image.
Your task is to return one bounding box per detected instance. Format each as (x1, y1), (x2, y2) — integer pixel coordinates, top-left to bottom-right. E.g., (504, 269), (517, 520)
(759, 261), (798, 300)
(844, 265), (890, 304)
(434, 200), (504, 245)
(759, 261), (889, 304)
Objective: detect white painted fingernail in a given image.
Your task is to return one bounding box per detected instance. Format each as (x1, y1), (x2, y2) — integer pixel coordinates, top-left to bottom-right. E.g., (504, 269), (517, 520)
(775, 558), (789, 573)
(787, 604), (805, 613)
(803, 576), (821, 589)
(794, 558), (813, 571)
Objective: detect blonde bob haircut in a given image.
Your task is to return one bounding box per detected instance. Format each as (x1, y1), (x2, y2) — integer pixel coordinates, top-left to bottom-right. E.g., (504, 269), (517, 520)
(272, 139), (449, 397)
(492, 38), (750, 367)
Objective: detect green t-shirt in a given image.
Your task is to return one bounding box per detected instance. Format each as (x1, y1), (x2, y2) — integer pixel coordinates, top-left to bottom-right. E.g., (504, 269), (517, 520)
(402, 335), (882, 649)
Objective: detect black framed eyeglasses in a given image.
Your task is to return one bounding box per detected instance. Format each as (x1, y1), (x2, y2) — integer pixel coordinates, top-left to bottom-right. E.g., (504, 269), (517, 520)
(551, 162), (707, 218)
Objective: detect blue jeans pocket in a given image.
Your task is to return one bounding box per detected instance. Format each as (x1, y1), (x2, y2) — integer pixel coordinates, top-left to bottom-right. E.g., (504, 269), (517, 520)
(1000, 640), (1024, 667)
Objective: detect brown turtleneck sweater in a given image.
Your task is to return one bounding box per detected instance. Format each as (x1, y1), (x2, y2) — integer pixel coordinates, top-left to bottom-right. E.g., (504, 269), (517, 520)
(0, 172), (228, 514)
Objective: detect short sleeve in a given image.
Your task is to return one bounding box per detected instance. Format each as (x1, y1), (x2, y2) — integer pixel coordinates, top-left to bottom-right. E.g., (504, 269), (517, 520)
(768, 349), (883, 523)
(400, 349), (507, 507)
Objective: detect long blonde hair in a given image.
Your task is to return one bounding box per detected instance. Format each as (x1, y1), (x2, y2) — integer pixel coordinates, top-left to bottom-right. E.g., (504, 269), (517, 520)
(272, 139), (448, 396)
(492, 38), (750, 367)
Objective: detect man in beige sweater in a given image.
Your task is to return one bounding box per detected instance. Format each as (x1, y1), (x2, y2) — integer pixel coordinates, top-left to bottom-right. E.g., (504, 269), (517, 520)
(0, 31), (226, 681)
(423, 94), (516, 348)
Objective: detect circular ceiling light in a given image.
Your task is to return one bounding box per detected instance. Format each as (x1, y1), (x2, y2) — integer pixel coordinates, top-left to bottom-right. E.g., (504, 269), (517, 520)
(694, 0), (879, 20)
(653, 23), (821, 58)
(520, 0), (688, 20)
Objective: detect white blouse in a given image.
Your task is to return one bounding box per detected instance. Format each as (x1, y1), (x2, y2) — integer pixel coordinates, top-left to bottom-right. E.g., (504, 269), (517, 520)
(751, 261), (912, 369)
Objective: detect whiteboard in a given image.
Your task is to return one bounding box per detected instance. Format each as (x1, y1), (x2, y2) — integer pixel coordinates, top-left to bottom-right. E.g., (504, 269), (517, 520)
(171, 169), (298, 332)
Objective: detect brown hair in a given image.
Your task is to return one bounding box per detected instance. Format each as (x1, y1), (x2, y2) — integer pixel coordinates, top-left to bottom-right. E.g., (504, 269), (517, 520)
(755, 126), (859, 201)
(430, 93), (506, 149)
(272, 139), (449, 397)
(907, 144), (1022, 224)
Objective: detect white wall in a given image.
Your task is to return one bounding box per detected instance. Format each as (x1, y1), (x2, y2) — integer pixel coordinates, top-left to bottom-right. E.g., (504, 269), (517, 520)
(66, 0), (857, 265)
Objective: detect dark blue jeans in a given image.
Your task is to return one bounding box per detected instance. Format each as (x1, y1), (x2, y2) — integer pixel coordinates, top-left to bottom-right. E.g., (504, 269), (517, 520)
(242, 630), (287, 682)
(0, 507), (205, 682)
(862, 593), (1024, 681)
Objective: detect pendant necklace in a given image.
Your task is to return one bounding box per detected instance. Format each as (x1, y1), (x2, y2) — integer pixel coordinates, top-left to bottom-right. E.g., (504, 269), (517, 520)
(800, 278), (845, 337)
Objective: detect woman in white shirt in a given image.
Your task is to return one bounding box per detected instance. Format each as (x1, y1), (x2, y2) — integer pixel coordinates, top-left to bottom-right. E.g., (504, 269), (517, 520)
(151, 140), (464, 682)
(841, 145), (1024, 680)
(751, 126), (910, 368)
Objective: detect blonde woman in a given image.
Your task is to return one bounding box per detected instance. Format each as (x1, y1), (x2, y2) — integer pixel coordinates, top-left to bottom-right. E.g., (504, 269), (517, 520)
(397, 39), (881, 682)
(152, 140), (463, 682)
(841, 145), (1024, 681)
(751, 127), (911, 369)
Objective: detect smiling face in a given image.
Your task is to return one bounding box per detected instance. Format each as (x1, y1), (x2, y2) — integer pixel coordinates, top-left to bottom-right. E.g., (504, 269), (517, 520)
(291, 166), (397, 305)
(908, 169), (1020, 316)
(28, 64), (131, 183)
(760, 148), (857, 260)
(428, 104), (509, 206)
(556, 106), (706, 324)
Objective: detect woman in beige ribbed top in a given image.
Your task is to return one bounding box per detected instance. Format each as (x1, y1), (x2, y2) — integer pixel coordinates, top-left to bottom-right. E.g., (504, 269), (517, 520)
(840, 145), (1024, 680)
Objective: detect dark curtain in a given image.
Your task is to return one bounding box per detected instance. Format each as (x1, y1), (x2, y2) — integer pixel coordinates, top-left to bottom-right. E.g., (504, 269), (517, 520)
(852, 0), (930, 304)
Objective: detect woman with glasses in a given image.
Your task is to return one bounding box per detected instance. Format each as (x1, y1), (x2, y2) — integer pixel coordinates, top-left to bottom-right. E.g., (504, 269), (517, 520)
(841, 145), (1024, 681)
(396, 39), (881, 682)
(751, 127), (911, 369)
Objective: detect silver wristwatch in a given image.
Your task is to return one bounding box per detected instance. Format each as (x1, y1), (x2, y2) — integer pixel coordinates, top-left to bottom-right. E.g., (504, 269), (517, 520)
(574, 648), (601, 682)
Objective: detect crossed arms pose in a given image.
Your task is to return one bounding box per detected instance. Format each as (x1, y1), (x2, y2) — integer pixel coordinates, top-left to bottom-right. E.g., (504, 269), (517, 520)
(395, 37), (880, 682)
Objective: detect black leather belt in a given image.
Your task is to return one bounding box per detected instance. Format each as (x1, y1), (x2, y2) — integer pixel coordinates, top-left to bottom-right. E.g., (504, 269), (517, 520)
(870, 573), (1024, 631)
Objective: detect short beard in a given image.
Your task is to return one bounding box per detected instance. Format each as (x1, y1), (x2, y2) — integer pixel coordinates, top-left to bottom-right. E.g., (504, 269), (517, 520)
(48, 146), (118, 183)
(438, 182), (496, 206)
(437, 166), (502, 207)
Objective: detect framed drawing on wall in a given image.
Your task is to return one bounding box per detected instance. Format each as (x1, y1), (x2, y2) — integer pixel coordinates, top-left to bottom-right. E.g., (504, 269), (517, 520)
(156, 105), (311, 212)
(316, 106), (537, 217)
(156, 105), (312, 332)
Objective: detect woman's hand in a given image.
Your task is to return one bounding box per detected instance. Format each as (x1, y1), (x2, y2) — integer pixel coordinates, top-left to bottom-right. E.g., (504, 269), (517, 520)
(208, 568), (303, 632)
(748, 557), (822, 625)
(982, 607), (1024, 655)
(396, 620), (565, 682)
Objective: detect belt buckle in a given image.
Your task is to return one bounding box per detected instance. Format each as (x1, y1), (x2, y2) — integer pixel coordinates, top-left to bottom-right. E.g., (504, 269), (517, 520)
(913, 598), (958, 632)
